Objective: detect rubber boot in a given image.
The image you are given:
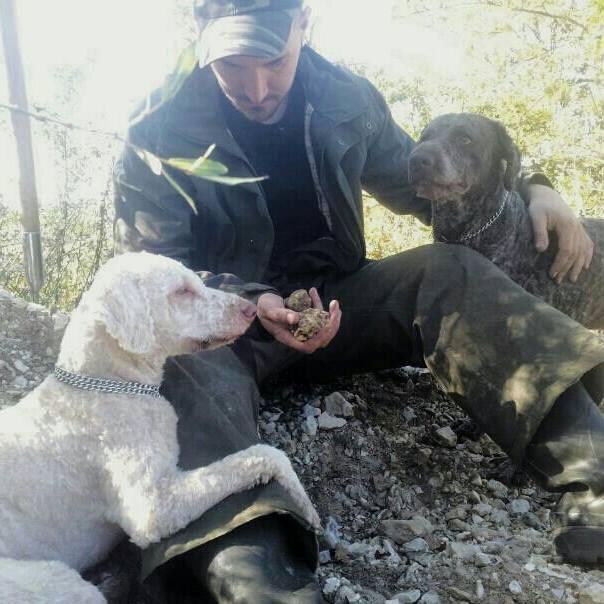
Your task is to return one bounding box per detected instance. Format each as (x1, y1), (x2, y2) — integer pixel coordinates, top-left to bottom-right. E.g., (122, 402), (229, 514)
(183, 514), (325, 604)
(525, 381), (604, 565)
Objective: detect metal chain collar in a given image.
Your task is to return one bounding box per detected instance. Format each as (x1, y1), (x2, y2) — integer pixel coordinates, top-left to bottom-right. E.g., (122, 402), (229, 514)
(53, 366), (161, 398)
(435, 190), (511, 244)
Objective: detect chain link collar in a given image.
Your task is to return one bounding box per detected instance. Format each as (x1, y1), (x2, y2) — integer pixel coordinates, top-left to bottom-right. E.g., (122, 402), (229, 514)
(435, 190), (511, 244)
(54, 366), (161, 398)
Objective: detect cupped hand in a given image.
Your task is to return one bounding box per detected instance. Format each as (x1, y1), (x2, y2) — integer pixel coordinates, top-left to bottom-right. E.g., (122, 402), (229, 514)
(257, 288), (341, 353)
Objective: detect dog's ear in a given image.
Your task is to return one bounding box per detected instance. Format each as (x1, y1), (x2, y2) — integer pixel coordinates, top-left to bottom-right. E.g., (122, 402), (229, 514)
(493, 120), (521, 190)
(94, 277), (155, 354)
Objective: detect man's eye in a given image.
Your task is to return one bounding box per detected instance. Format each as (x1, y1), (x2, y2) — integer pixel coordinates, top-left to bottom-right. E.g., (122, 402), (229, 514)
(458, 136), (472, 145)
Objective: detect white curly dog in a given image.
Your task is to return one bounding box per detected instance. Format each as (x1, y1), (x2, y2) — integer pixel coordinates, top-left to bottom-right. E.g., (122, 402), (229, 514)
(0, 252), (320, 604)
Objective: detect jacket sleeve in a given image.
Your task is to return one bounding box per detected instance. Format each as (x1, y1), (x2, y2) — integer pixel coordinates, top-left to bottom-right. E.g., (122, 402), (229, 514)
(113, 144), (278, 303)
(360, 84), (432, 225)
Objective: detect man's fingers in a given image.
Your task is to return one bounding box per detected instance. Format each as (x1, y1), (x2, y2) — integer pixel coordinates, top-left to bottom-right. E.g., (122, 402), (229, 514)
(309, 287), (324, 311)
(551, 238), (577, 283)
(530, 209), (549, 252)
(262, 307), (298, 325)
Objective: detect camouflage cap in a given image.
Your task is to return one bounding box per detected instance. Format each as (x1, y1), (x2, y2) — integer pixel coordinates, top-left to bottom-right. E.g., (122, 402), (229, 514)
(195, 0), (304, 68)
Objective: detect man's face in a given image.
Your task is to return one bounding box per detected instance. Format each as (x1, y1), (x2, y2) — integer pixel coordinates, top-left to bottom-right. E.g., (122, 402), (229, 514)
(210, 11), (308, 123)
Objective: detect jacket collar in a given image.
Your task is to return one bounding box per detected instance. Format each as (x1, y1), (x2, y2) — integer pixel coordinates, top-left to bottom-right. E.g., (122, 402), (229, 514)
(161, 46), (369, 155)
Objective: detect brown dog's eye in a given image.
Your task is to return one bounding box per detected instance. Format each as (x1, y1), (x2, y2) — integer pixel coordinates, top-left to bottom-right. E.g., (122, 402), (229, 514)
(458, 136), (472, 145)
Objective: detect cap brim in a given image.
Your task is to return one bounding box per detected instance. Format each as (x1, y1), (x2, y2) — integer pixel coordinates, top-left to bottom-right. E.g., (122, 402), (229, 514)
(197, 10), (294, 68)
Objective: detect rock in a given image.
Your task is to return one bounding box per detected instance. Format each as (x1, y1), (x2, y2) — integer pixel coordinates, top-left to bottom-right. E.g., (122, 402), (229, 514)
(446, 541), (481, 561)
(435, 426), (457, 447)
(323, 577), (341, 596)
(12, 375), (28, 389)
(390, 590), (422, 603)
(486, 479), (509, 498)
(419, 592), (441, 604)
(324, 392), (355, 417)
(324, 517), (342, 549)
(474, 552), (493, 567)
(508, 580), (522, 595)
(475, 580), (485, 599)
(382, 516), (433, 544)
(13, 359), (29, 373)
(579, 583), (604, 604)
(335, 585), (361, 603)
(319, 550), (332, 564)
(302, 403), (321, 417)
(318, 412), (347, 430)
(446, 506), (468, 521)
(402, 538), (430, 554)
(302, 416), (318, 436)
(509, 498), (530, 514)
(261, 421), (276, 434)
(489, 509), (510, 526)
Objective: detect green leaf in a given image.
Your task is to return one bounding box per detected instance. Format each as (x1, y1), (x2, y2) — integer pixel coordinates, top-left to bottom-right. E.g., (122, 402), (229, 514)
(195, 173), (267, 186)
(165, 156), (229, 178)
(136, 148), (163, 176)
(161, 167), (198, 214)
(165, 155), (266, 185)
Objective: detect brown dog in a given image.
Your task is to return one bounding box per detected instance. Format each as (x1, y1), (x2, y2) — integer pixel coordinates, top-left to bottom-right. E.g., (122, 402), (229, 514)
(408, 113), (604, 329)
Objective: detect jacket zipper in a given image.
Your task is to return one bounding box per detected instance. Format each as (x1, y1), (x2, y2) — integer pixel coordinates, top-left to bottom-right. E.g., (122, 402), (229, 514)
(304, 102), (333, 231)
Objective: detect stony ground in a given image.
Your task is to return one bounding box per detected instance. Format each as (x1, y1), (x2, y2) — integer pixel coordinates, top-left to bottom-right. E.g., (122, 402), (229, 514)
(2, 286), (604, 604)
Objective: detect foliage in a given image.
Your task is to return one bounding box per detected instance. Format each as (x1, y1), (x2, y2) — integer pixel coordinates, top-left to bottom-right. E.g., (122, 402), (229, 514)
(1, 0), (603, 306)
(360, 0), (603, 258)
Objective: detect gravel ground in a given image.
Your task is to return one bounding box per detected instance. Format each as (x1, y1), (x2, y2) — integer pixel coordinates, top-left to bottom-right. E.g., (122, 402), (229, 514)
(2, 286), (604, 604)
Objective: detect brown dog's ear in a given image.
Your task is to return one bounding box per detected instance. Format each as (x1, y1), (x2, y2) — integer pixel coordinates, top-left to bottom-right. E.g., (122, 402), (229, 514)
(492, 120), (521, 191)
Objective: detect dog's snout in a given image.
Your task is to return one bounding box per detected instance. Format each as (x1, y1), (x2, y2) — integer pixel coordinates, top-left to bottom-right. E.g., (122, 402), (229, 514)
(241, 302), (257, 320)
(409, 149), (435, 176)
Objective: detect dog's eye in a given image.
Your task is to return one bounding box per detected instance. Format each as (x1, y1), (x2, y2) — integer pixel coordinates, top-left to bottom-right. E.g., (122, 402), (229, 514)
(458, 136), (472, 145)
(174, 287), (196, 297)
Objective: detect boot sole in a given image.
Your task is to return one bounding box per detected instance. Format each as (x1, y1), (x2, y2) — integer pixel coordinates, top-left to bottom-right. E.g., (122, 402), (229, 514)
(554, 526), (604, 565)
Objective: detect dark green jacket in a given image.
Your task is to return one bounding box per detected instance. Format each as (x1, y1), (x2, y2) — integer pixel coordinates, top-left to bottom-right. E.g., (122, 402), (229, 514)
(113, 46), (431, 297)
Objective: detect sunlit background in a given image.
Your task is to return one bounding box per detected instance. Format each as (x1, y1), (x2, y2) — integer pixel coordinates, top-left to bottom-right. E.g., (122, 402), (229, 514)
(0, 0), (464, 209)
(0, 0), (602, 307)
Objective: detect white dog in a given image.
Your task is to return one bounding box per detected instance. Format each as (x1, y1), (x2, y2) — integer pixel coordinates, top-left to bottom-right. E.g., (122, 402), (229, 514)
(0, 252), (320, 604)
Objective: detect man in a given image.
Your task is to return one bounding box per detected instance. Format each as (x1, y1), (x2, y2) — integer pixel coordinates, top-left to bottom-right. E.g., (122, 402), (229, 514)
(113, 2), (604, 602)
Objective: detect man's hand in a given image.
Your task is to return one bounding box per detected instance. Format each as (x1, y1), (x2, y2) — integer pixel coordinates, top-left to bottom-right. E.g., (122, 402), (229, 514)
(528, 184), (594, 284)
(257, 288), (341, 353)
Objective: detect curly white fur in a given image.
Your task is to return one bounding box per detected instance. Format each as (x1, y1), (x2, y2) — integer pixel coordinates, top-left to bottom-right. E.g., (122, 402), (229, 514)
(0, 252), (320, 604)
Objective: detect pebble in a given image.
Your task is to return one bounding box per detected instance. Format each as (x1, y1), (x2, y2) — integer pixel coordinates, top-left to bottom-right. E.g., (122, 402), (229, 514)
(419, 592), (441, 604)
(324, 391), (355, 417)
(435, 426), (457, 447)
(319, 550), (332, 564)
(402, 537), (430, 554)
(318, 412), (347, 430)
(302, 416), (318, 436)
(486, 479), (509, 498)
(390, 589), (422, 603)
(323, 577), (341, 595)
(578, 583), (604, 604)
(13, 359), (29, 373)
(509, 498), (531, 514)
(508, 580), (523, 594)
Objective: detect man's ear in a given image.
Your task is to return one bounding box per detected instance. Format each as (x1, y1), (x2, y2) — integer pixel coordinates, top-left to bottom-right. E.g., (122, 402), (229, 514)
(492, 119), (521, 191)
(94, 277), (155, 354)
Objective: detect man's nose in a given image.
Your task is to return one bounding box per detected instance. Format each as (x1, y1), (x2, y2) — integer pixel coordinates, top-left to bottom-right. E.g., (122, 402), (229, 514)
(243, 70), (269, 104)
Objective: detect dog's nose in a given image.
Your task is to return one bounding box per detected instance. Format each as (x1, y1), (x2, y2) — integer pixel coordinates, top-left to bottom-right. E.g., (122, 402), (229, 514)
(409, 150), (435, 173)
(241, 303), (257, 320)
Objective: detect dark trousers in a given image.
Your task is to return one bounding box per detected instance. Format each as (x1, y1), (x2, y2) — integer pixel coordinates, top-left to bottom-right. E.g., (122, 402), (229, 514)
(142, 243), (604, 580)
